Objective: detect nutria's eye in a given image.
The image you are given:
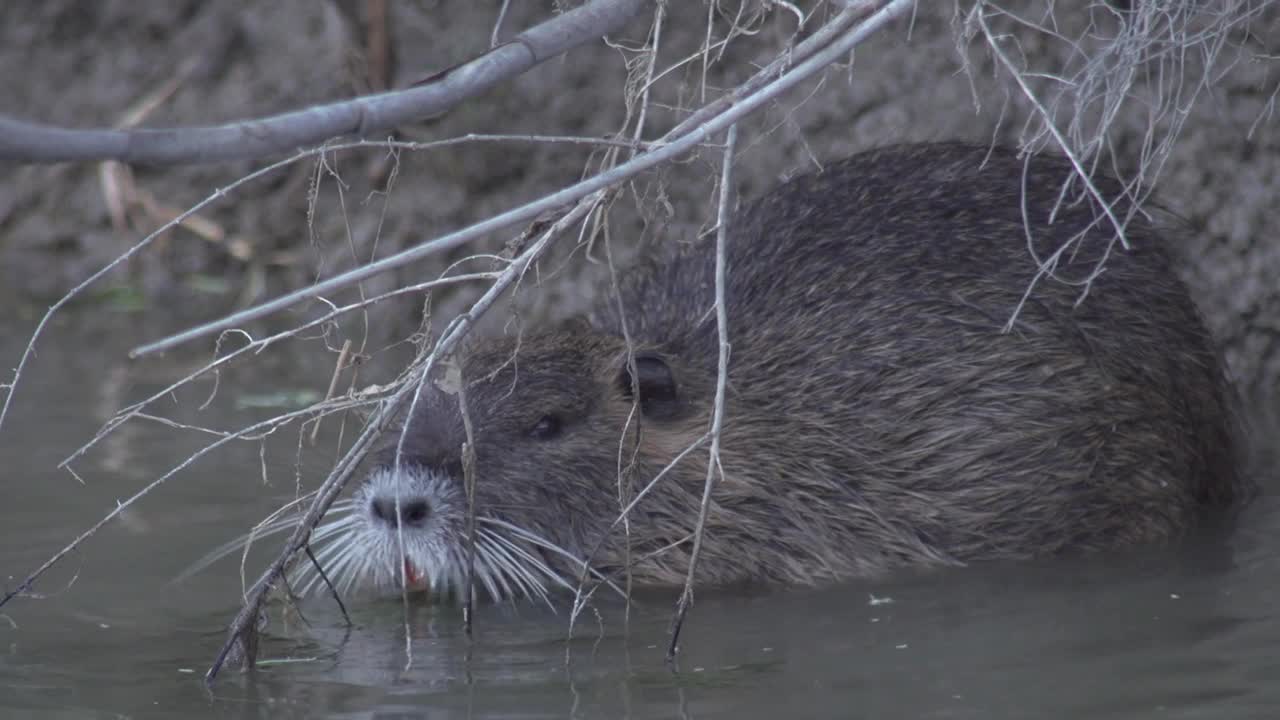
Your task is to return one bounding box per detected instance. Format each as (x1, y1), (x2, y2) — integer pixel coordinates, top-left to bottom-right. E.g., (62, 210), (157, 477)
(529, 414), (563, 440)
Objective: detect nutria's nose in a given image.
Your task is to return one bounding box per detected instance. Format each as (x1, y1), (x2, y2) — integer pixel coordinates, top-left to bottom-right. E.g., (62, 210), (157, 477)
(370, 497), (432, 528)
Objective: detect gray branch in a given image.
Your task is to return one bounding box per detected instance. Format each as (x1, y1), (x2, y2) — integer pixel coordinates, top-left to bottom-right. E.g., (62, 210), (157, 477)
(130, 0), (916, 358)
(0, 0), (649, 165)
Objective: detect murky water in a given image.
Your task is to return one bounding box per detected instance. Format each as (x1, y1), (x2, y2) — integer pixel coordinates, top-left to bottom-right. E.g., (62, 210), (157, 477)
(3, 307), (1279, 719)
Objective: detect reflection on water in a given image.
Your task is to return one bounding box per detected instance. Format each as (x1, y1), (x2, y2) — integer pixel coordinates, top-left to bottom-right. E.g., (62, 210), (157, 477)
(2, 308), (1279, 719)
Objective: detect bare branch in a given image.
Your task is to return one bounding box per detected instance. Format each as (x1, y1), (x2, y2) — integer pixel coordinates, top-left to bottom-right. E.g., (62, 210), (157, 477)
(130, 0), (917, 359)
(0, 0), (650, 165)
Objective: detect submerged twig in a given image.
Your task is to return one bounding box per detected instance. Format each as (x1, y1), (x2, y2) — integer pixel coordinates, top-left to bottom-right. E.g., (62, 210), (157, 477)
(206, 396), (394, 682)
(303, 544), (351, 627)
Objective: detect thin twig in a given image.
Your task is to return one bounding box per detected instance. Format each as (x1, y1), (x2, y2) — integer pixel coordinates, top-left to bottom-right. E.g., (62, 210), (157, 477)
(667, 121), (736, 661)
(566, 431), (709, 628)
(617, 0), (665, 630)
(303, 544), (351, 626)
(971, 4), (1132, 252)
(491, 0), (513, 48)
(457, 367), (479, 636)
(310, 340), (355, 445)
(58, 270), (497, 470)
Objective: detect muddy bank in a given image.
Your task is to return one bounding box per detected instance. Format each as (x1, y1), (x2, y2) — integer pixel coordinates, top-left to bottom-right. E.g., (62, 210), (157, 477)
(1, 1), (1277, 406)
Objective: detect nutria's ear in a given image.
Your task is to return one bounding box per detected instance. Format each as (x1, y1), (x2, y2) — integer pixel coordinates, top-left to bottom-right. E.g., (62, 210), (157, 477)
(553, 316), (595, 335)
(617, 352), (681, 421)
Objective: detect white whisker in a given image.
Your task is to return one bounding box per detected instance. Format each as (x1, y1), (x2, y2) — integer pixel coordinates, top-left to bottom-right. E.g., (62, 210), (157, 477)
(480, 517), (626, 599)
(481, 529), (558, 608)
(473, 542), (508, 603)
(484, 529), (564, 587)
(177, 500), (359, 583)
(481, 532), (543, 602)
(191, 456), (639, 610)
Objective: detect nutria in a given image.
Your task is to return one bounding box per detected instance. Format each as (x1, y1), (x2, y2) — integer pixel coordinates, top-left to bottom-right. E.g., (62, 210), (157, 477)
(228, 142), (1247, 601)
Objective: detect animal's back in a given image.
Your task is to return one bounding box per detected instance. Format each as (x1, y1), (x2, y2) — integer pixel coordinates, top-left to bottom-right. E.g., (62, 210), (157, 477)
(594, 142), (1242, 575)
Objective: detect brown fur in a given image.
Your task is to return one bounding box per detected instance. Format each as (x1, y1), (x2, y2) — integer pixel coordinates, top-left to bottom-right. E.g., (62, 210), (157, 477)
(365, 142), (1246, 591)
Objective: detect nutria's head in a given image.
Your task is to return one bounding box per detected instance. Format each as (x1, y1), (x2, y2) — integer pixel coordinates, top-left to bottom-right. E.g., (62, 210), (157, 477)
(307, 325), (718, 602)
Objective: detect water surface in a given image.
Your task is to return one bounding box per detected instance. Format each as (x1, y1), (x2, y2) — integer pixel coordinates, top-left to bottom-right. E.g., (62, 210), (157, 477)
(2, 308), (1278, 719)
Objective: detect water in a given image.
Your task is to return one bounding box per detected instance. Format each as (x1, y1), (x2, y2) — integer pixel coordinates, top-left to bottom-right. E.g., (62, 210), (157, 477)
(2, 307), (1279, 719)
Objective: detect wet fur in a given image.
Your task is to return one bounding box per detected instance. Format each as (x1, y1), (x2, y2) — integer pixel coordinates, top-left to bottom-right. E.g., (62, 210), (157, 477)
(357, 142), (1245, 593)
